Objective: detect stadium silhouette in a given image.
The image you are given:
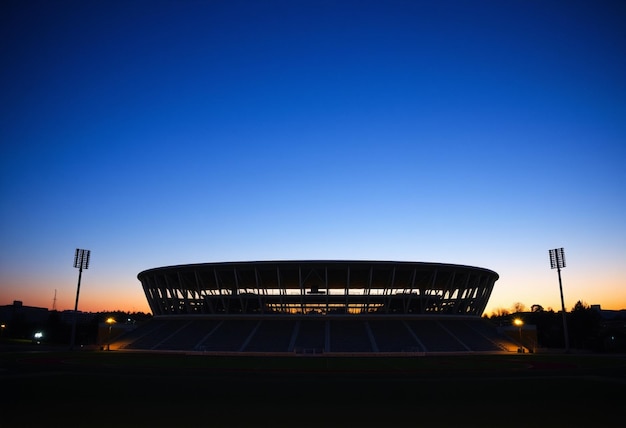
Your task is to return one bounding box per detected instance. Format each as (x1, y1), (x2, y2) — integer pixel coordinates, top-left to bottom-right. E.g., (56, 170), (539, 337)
(114, 260), (519, 354)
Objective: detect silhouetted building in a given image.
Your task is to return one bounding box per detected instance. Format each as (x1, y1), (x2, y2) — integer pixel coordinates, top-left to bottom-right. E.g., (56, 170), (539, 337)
(592, 305), (626, 326)
(0, 300), (49, 324)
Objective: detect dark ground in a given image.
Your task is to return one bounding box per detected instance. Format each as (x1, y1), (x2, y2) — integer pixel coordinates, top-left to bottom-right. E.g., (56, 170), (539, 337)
(1, 342), (624, 427)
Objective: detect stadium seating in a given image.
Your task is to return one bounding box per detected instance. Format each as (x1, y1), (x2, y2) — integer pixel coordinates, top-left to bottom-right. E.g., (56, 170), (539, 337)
(116, 316), (517, 354)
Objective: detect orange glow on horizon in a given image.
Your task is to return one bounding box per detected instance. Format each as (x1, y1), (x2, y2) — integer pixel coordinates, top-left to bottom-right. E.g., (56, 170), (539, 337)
(2, 268), (625, 316)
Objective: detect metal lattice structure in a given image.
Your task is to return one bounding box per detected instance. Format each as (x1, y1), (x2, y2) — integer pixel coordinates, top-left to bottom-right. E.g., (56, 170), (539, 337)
(138, 261), (499, 317)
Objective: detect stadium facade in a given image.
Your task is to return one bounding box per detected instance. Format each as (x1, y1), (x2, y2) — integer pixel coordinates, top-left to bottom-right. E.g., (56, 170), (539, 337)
(116, 260), (518, 354)
(138, 260), (498, 317)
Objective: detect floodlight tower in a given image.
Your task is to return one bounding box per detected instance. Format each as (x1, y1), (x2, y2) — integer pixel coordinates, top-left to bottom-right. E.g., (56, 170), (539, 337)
(70, 248), (90, 350)
(549, 247), (569, 352)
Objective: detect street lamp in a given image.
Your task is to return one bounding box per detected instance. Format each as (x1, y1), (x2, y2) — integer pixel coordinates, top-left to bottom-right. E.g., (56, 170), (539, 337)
(513, 318), (524, 353)
(106, 317), (115, 351)
(70, 248), (90, 351)
(549, 247), (570, 352)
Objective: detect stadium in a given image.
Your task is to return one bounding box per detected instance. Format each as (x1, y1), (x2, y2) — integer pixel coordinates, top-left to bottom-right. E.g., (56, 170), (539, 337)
(113, 260), (519, 354)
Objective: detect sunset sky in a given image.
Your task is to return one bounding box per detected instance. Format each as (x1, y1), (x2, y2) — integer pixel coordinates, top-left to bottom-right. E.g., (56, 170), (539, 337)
(1, 0), (625, 316)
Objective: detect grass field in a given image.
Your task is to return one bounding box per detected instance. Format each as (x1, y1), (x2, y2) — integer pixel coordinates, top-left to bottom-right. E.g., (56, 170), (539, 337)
(1, 346), (624, 427)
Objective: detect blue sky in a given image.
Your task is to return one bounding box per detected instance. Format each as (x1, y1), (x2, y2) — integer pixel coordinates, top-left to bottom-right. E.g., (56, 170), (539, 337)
(1, 0), (625, 315)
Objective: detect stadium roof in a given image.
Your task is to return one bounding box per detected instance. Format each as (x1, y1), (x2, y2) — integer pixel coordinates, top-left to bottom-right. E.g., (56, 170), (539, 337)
(138, 260), (499, 316)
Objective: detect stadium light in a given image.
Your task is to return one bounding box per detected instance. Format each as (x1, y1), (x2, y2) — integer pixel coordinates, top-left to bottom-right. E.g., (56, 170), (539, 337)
(549, 247), (569, 352)
(70, 248), (90, 351)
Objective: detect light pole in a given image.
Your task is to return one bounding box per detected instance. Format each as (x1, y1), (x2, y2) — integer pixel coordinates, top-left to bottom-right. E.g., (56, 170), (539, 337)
(549, 247), (569, 352)
(513, 318), (524, 353)
(106, 317), (115, 351)
(70, 248), (90, 351)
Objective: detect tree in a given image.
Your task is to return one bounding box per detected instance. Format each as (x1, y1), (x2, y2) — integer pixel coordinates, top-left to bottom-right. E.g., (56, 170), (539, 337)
(568, 300), (601, 349)
(490, 307), (510, 318)
(531, 304), (544, 313)
(511, 302), (526, 313)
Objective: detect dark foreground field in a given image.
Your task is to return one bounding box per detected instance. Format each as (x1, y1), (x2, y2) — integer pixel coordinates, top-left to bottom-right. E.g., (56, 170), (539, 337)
(1, 346), (624, 427)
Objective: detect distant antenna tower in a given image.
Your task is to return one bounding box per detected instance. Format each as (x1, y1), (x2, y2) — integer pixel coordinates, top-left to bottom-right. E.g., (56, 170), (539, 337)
(52, 289), (57, 311)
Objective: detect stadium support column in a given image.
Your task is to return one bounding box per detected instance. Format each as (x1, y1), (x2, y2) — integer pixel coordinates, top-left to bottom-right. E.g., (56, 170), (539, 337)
(549, 247), (569, 353)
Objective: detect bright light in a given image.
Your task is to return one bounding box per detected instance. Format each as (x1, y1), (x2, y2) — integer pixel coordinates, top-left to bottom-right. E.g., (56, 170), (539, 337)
(106, 317), (116, 325)
(34, 331), (43, 339)
(513, 318), (523, 327)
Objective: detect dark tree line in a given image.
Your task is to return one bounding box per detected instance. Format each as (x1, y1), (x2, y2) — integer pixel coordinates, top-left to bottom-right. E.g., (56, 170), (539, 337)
(1, 310), (152, 346)
(5, 301), (624, 353)
(489, 300), (626, 352)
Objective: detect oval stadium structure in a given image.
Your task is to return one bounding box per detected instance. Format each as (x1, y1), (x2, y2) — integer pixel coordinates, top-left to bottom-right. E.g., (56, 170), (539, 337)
(114, 260), (518, 354)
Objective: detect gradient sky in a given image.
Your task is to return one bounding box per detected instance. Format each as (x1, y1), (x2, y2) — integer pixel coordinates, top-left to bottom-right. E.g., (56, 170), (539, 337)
(1, 0), (625, 316)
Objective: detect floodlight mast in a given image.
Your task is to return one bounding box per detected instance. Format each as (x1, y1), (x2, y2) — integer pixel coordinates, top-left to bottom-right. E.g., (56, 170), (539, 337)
(70, 248), (90, 351)
(549, 247), (569, 352)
